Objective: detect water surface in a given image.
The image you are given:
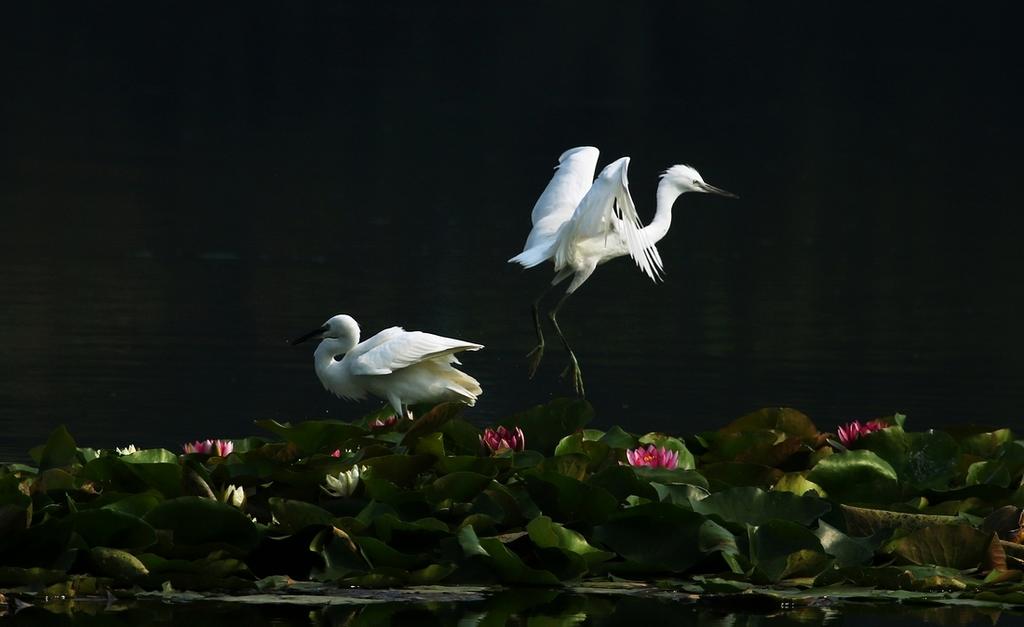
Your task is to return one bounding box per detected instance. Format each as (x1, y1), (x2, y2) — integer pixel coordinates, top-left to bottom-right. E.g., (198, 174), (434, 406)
(2, 4), (1023, 458)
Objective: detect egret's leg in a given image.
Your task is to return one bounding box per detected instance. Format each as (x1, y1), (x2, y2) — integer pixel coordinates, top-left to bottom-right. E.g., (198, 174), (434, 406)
(526, 287), (551, 378)
(549, 292), (585, 398)
(525, 270), (572, 378)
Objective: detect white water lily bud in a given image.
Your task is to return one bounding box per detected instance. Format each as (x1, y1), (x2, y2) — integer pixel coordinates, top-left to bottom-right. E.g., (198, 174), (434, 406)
(322, 465), (363, 497)
(220, 484), (246, 509)
(114, 444), (138, 456)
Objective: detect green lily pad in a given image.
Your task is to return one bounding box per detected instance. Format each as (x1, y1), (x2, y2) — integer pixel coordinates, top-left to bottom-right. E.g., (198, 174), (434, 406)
(841, 504), (960, 536)
(400, 402), (464, 449)
(593, 503), (737, 573)
(255, 419), (367, 455)
(89, 546), (149, 580)
(98, 490), (164, 518)
(38, 425), (79, 470)
(773, 472), (826, 497)
(692, 486), (830, 526)
(269, 497), (336, 533)
(860, 427), (960, 491)
(144, 496), (259, 551)
(522, 470), (618, 524)
(587, 465), (658, 502)
(355, 536), (424, 570)
(631, 467), (709, 490)
(527, 515), (614, 566)
(815, 519), (884, 568)
(806, 449), (899, 504)
(425, 471), (493, 504)
(700, 462), (783, 490)
(60, 509), (157, 551)
(888, 524), (996, 569)
(599, 426), (636, 450)
(360, 454), (434, 487)
(477, 536), (561, 585)
(749, 519), (829, 583)
(965, 441), (1024, 487)
(719, 407), (819, 440)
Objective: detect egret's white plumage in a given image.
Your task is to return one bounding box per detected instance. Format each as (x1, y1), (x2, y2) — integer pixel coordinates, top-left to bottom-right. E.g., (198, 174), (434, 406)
(510, 146), (737, 394)
(292, 314), (483, 418)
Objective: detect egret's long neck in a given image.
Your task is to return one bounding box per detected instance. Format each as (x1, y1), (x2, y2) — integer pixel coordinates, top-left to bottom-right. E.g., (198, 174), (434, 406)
(313, 336), (358, 381)
(642, 180), (685, 244)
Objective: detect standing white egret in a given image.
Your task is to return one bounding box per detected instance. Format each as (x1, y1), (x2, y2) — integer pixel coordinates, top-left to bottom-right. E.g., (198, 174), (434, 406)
(509, 146), (738, 396)
(291, 314), (483, 418)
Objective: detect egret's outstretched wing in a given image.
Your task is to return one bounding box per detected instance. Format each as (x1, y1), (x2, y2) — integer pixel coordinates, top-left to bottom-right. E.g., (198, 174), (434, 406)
(554, 157), (664, 282)
(510, 147), (600, 267)
(351, 330), (483, 376)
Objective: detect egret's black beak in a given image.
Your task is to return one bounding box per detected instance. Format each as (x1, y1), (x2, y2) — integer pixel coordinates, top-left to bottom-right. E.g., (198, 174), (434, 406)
(290, 325), (329, 345)
(696, 181), (739, 199)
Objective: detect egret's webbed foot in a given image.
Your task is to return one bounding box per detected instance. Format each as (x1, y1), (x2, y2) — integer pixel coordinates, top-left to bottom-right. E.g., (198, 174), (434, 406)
(560, 352), (585, 398)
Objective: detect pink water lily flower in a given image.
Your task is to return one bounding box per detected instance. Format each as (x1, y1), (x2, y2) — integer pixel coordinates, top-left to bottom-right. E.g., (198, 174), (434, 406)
(330, 449), (342, 458)
(836, 419), (888, 447)
(481, 426), (525, 453)
(626, 445), (679, 470)
(370, 415), (398, 430)
(183, 439), (234, 457)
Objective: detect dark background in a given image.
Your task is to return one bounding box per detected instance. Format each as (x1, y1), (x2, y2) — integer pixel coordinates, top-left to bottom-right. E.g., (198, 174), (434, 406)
(2, 2), (1022, 458)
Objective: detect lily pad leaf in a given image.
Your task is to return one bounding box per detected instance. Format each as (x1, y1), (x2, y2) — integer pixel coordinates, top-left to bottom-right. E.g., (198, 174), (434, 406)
(425, 472), (493, 504)
(749, 519), (829, 583)
(888, 524), (995, 569)
(841, 504), (960, 536)
(599, 426), (636, 450)
(269, 497), (336, 533)
(400, 402), (464, 449)
(144, 497), (259, 551)
(527, 515), (613, 566)
(477, 537), (561, 584)
(522, 470), (618, 524)
(718, 407), (819, 440)
(39, 426), (79, 470)
(61, 509), (157, 551)
(806, 450), (899, 504)
(692, 486), (830, 526)
(860, 426), (960, 491)
(815, 519), (884, 568)
(593, 503), (737, 573)
(255, 419), (367, 455)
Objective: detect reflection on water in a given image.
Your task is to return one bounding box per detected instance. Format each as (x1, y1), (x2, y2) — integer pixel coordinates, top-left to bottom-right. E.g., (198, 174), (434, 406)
(0, 592), (1017, 627)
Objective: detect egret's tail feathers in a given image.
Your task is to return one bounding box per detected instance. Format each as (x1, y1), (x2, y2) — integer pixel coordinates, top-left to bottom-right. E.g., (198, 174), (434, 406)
(445, 370), (482, 406)
(508, 244), (553, 269)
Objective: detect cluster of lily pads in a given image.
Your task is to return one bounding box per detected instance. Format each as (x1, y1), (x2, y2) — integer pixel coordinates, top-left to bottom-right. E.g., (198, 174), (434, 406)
(2, 399), (1024, 605)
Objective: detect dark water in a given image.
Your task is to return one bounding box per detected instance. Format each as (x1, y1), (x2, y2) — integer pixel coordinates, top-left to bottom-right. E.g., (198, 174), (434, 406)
(3, 594), (1023, 627)
(3, 3), (1024, 459)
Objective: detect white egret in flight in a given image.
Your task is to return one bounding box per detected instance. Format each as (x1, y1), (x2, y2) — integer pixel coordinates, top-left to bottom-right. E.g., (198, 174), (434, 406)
(291, 314), (483, 418)
(509, 146), (738, 396)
